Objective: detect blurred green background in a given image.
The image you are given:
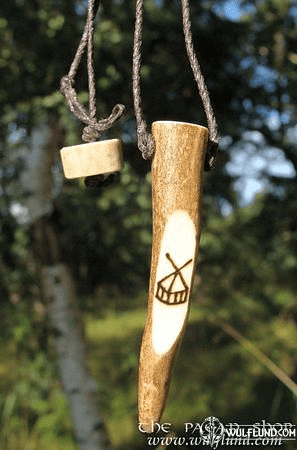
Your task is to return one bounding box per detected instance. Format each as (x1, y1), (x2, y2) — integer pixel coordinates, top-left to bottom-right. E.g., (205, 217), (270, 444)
(0, 0), (296, 448)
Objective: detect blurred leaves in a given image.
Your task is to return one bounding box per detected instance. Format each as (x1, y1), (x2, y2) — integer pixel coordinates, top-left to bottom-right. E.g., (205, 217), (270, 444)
(55, 162), (152, 297)
(0, 343), (76, 449)
(0, 0), (297, 448)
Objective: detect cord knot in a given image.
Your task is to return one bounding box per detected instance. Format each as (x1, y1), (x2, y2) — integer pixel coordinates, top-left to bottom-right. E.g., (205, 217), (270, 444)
(204, 139), (218, 171)
(137, 121), (154, 160)
(82, 124), (101, 142)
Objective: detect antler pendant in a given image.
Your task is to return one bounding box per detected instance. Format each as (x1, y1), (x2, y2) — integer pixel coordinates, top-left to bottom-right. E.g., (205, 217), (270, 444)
(138, 121), (208, 430)
(60, 139), (123, 179)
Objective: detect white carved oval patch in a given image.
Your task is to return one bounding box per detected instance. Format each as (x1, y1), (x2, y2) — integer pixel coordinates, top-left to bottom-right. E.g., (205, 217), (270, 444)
(152, 210), (196, 355)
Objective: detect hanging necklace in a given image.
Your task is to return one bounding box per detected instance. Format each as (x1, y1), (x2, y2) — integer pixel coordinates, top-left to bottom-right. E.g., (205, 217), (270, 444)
(59, 0), (125, 187)
(58, 0), (219, 431)
(133, 0), (219, 430)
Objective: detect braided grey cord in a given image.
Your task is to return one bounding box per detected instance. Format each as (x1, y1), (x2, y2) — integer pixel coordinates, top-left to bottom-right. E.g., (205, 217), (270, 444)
(133, 0), (154, 160)
(60, 0), (125, 143)
(133, 0), (219, 170)
(181, 0), (218, 170)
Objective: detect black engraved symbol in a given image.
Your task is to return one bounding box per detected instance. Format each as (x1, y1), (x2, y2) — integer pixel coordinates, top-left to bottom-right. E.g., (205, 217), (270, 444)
(156, 253), (193, 305)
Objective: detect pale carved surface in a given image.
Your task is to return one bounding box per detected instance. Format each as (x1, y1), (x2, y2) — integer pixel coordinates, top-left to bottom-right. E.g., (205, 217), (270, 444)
(60, 138), (123, 179)
(152, 210), (195, 355)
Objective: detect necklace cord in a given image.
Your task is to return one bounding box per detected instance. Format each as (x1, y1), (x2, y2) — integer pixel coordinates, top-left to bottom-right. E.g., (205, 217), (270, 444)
(133, 0), (154, 160)
(60, 0), (125, 143)
(181, 0), (218, 170)
(133, 0), (219, 170)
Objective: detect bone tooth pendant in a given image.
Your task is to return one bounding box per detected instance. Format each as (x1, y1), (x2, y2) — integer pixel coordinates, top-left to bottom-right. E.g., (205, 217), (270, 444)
(138, 121), (208, 430)
(60, 139), (123, 179)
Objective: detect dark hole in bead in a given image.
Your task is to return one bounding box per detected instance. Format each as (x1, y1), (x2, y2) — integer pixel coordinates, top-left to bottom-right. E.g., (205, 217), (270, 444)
(84, 172), (119, 188)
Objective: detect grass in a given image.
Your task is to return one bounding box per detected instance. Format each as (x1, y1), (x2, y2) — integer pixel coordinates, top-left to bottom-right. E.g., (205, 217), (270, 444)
(85, 308), (144, 448)
(0, 340), (17, 382)
(1, 298), (296, 449)
(85, 309), (146, 342)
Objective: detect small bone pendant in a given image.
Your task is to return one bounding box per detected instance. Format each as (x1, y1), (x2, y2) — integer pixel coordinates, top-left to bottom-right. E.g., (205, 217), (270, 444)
(60, 139), (123, 179)
(138, 121), (208, 430)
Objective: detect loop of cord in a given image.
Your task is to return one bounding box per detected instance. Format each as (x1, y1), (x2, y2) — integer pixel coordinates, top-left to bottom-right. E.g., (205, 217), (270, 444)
(60, 74), (125, 142)
(133, 0), (219, 170)
(60, 0), (125, 144)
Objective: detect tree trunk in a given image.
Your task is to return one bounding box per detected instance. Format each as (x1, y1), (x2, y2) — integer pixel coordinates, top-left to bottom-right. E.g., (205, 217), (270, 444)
(42, 263), (111, 450)
(22, 114), (111, 450)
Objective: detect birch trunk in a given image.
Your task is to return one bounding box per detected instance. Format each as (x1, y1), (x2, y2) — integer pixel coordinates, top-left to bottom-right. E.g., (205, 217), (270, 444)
(42, 263), (111, 450)
(20, 114), (111, 449)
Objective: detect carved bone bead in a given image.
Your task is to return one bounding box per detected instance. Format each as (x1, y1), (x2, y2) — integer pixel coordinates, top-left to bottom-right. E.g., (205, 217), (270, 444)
(60, 139), (123, 179)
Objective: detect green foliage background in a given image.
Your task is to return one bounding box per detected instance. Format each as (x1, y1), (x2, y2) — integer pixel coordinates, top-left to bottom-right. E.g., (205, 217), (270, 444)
(0, 0), (296, 448)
